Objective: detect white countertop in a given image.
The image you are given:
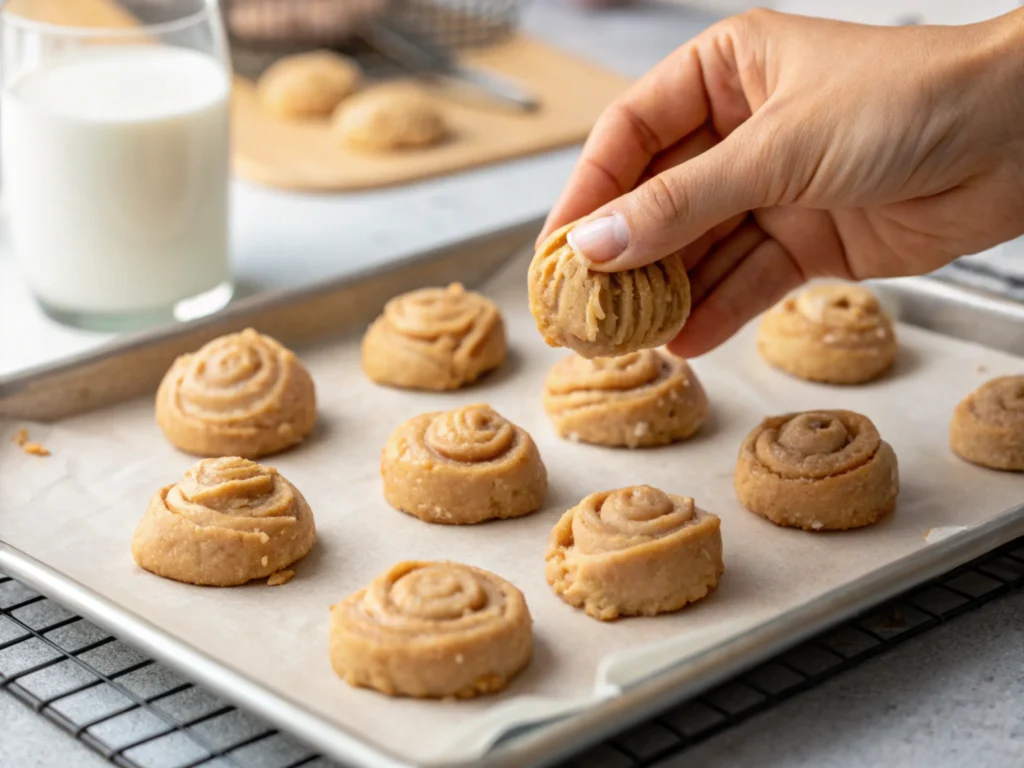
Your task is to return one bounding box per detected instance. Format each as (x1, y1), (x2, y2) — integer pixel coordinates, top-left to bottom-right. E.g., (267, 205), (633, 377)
(1, 2), (1022, 767)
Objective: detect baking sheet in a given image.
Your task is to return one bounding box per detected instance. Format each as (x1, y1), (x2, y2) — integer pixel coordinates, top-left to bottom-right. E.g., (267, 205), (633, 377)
(1, 249), (1023, 767)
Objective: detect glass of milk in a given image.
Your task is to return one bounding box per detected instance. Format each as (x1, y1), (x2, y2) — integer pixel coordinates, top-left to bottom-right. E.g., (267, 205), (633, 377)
(1, 0), (233, 330)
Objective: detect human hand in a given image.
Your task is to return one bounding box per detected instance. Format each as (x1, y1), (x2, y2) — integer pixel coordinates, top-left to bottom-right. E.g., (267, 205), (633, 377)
(539, 9), (1024, 357)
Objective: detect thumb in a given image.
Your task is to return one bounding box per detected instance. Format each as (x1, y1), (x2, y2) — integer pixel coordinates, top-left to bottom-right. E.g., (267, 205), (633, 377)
(568, 118), (777, 272)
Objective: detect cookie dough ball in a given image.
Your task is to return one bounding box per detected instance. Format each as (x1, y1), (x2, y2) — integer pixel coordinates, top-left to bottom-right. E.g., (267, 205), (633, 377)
(950, 375), (1024, 470)
(381, 403), (547, 525)
(529, 221), (691, 358)
(361, 283), (505, 391)
(735, 410), (899, 531)
(132, 457), (316, 586)
(758, 284), (897, 384)
(333, 82), (446, 151)
(543, 350), (707, 448)
(330, 561), (532, 698)
(156, 329), (317, 459)
(545, 486), (723, 621)
(258, 50), (362, 119)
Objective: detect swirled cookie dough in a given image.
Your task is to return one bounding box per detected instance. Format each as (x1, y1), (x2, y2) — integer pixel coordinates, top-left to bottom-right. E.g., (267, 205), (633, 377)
(132, 457), (316, 586)
(543, 350), (707, 447)
(381, 403), (547, 524)
(529, 221), (691, 358)
(950, 375), (1024, 470)
(758, 284), (897, 384)
(361, 283), (506, 391)
(330, 560), (532, 698)
(258, 50), (362, 119)
(546, 486), (723, 621)
(735, 410), (899, 530)
(156, 329), (317, 459)
(333, 82), (446, 152)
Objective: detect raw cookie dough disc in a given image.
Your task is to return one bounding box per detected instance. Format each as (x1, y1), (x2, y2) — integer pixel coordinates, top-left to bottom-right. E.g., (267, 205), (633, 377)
(949, 375), (1024, 470)
(545, 486), (723, 621)
(332, 82), (447, 151)
(132, 457), (316, 586)
(735, 410), (899, 530)
(258, 50), (362, 119)
(542, 349), (707, 447)
(156, 329), (317, 459)
(381, 403), (547, 524)
(329, 561), (533, 698)
(361, 283), (506, 391)
(528, 221), (691, 358)
(757, 283), (897, 384)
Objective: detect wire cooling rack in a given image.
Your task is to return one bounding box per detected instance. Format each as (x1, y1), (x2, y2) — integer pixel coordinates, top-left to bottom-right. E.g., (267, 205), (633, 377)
(2, 536), (1022, 768)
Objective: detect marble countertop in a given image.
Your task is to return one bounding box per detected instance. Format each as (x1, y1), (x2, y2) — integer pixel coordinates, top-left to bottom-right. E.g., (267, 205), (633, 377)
(2, 2), (1022, 767)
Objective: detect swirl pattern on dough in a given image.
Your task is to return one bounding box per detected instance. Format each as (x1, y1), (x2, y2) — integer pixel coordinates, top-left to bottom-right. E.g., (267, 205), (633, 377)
(132, 457), (316, 586)
(543, 350), (707, 447)
(156, 329), (317, 459)
(329, 561), (532, 698)
(381, 404), (547, 524)
(528, 222), (691, 358)
(361, 283), (506, 390)
(546, 486), (723, 621)
(758, 284), (897, 384)
(735, 410), (899, 530)
(950, 375), (1024, 470)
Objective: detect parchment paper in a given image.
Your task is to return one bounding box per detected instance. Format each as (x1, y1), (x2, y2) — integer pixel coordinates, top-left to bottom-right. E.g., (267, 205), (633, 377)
(2, 251), (1023, 766)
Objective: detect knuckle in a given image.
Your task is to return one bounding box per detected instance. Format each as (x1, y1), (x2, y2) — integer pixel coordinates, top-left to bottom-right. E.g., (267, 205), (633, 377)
(638, 174), (691, 225)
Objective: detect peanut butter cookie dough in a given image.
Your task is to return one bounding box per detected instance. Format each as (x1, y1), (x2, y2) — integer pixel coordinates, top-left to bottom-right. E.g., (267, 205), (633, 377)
(546, 486), (723, 621)
(258, 50), (362, 119)
(132, 457), (316, 587)
(757, 284), (897, 384)
(330, 561), (532, 698)
(950, 375), (1024, 470)
(361, 283), (505, 391)
(156, 329), (317, 459)
(333, 82), (446, 151)
(529, 221), (691, 358)
(735, 410), (899, 530)
(381, 403), (547, 525)
(542, 350), (707, 448)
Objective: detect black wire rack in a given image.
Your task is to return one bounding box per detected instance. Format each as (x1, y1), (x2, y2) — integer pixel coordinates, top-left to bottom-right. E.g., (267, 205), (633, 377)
(2, 535), (1022, 768)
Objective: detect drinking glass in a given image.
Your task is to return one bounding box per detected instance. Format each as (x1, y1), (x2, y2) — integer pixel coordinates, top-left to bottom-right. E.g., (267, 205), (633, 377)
(1, 0), (233, 331)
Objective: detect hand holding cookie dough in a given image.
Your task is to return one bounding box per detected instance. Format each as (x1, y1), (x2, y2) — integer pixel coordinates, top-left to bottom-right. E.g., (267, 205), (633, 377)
(537, 9), (1024, 357)
(529, 220), (690, 358)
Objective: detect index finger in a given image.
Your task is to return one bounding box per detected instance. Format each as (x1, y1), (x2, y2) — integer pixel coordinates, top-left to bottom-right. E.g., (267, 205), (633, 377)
(537, 41), (712, 245)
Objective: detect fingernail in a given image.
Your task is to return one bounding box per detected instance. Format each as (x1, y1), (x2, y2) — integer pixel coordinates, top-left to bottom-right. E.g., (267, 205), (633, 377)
(567, 212), (630, 263)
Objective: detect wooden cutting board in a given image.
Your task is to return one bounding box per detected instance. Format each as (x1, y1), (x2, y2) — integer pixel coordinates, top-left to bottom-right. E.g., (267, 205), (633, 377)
(232, 37), (630, 191)
(6, 0), (630, 191)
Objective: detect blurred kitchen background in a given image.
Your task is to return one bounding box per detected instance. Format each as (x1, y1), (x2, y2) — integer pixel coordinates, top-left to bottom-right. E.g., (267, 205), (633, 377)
(1, 0), (1021, 375)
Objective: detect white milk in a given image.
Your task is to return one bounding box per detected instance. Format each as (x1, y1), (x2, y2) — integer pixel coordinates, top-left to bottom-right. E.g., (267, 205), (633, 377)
(2, 45), (230, 315)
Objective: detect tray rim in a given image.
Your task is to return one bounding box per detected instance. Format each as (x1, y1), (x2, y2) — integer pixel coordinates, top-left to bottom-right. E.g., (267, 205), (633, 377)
(2, 243), (1024, 767)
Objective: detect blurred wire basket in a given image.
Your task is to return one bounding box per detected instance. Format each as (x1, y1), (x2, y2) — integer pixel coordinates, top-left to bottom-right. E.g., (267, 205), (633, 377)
(222, 0), (525, 50)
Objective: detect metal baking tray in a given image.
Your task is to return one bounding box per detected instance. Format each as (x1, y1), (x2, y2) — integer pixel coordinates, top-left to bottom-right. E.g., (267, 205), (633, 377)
(1, 223), (1023, 768)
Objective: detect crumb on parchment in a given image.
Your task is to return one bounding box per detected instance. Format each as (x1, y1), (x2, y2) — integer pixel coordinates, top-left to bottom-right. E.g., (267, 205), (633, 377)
(14, 428), (49, 456)
(267, 570), (295, 587)
(976, 363), (987, 373)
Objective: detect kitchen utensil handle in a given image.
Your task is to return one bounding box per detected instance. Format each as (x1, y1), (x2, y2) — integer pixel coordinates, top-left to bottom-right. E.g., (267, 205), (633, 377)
(444, 65), (540, 112)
